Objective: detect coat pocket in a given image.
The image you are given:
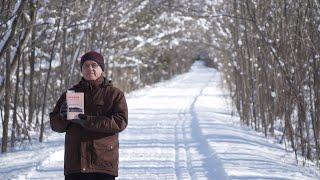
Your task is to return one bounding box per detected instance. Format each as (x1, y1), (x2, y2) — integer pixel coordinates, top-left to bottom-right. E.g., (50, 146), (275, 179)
(91, 136), (119, 170)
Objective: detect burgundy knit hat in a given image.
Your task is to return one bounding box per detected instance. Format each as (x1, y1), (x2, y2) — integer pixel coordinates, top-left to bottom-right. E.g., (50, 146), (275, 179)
(80, 51), (105, 71)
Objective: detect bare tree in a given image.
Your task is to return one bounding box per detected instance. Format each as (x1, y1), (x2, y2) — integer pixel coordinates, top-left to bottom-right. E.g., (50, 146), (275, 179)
(212, 0), (320, 164)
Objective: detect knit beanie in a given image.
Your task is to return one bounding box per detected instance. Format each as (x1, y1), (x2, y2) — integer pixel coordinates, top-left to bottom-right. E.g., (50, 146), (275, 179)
(80, 51), (105, 71)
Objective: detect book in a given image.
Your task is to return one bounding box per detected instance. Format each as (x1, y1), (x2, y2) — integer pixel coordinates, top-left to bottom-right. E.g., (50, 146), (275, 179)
(66, 91), (84, 120)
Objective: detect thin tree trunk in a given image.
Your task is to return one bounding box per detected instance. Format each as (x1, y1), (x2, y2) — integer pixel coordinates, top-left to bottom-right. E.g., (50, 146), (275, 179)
(298, 99), (306, 157)
(39, 8), (62, 142)
(22, 52), (27, 127)
(285, 97), (297, 161)
(11, 55), (20, 148)
(313, 50), (320, 164)
(28, 0), (37, 126)
(311, 55), (320, 165)
(2, 50), (11, 153)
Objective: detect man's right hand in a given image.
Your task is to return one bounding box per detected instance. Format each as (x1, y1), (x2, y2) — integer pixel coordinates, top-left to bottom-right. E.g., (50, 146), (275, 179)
(60, 101), (68, 119)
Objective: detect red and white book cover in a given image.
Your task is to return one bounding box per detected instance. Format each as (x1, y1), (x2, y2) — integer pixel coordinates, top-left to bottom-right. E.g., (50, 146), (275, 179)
(66, 91), (84, 120)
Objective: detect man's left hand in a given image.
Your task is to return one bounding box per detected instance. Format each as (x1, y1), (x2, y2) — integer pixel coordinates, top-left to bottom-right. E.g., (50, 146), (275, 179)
(71, 114), (87, 127)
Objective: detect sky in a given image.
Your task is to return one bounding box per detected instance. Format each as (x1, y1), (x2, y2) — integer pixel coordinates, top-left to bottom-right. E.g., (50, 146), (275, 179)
(0, 61), (318, 180)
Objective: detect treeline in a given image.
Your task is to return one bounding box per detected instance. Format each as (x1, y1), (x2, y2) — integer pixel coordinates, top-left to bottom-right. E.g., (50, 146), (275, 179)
(0, 0), (209, 152)
(212, 0), (320, 164)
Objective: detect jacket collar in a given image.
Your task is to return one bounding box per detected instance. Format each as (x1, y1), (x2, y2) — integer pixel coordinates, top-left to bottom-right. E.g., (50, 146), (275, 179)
(79, 76), (104, 90)
(70, 76), (112, 91)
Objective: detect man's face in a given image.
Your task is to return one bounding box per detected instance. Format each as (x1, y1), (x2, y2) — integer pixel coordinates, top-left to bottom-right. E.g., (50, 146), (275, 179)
(81, 60), (103, 81)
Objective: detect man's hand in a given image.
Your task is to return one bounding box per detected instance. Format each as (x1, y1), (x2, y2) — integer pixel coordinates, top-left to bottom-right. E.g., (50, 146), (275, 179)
(71, 114), (87, 127)
(78, 114), (87, 120)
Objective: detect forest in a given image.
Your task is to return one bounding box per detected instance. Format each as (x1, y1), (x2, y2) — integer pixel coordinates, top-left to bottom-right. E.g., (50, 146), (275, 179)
(0, 0), (319, 169)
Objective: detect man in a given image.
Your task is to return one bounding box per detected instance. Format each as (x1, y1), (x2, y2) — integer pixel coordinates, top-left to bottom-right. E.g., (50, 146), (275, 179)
(50, 51), (128, 180)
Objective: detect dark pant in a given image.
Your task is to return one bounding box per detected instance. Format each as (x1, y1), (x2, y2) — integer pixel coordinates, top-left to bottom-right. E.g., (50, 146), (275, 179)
(65, 173), (115, 180)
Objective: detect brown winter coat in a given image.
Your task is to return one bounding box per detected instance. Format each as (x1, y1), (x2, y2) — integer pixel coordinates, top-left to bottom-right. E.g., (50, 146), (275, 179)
(49, 76), (128, 177)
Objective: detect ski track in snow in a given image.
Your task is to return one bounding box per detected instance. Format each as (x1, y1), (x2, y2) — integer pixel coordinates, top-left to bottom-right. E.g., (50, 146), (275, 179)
(0, 61), (319, 180)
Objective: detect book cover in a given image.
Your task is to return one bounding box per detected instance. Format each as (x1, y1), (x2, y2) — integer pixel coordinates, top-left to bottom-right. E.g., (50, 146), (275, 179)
(66, 92), (84, 120)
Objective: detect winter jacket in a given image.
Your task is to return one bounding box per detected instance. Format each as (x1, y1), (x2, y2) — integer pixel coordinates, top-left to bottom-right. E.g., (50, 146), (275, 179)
(49, 76), (128, 177)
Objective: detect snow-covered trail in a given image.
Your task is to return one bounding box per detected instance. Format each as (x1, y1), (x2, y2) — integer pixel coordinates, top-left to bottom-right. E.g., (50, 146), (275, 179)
(0, 61), (318, 180)
(118, 62), (228, 180)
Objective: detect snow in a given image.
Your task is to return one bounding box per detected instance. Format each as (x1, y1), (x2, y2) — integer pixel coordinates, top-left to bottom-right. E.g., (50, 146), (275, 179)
(0, 61), (318, 179)
(197, 19), (210, 30)
(237, 39), (242, 46)
(46, 18), (55, 24)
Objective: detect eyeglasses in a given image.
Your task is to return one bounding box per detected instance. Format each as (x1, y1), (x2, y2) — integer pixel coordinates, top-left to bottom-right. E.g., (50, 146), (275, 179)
(83, 63), (100, 69)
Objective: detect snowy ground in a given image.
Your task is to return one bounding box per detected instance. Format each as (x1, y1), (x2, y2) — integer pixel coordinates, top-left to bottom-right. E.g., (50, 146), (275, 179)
(0, 61), (319, 180)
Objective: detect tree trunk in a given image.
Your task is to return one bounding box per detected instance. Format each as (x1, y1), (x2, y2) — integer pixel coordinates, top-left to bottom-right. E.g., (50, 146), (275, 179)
(39, 8), (62, 142)
(2, 50), (11, 153)
(28, 0), (37, 126)
(285, 97), (297, 161)
(22, 52), (27, 127)
(298, 99), (306, 157)
(11, 55), (20, 147)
